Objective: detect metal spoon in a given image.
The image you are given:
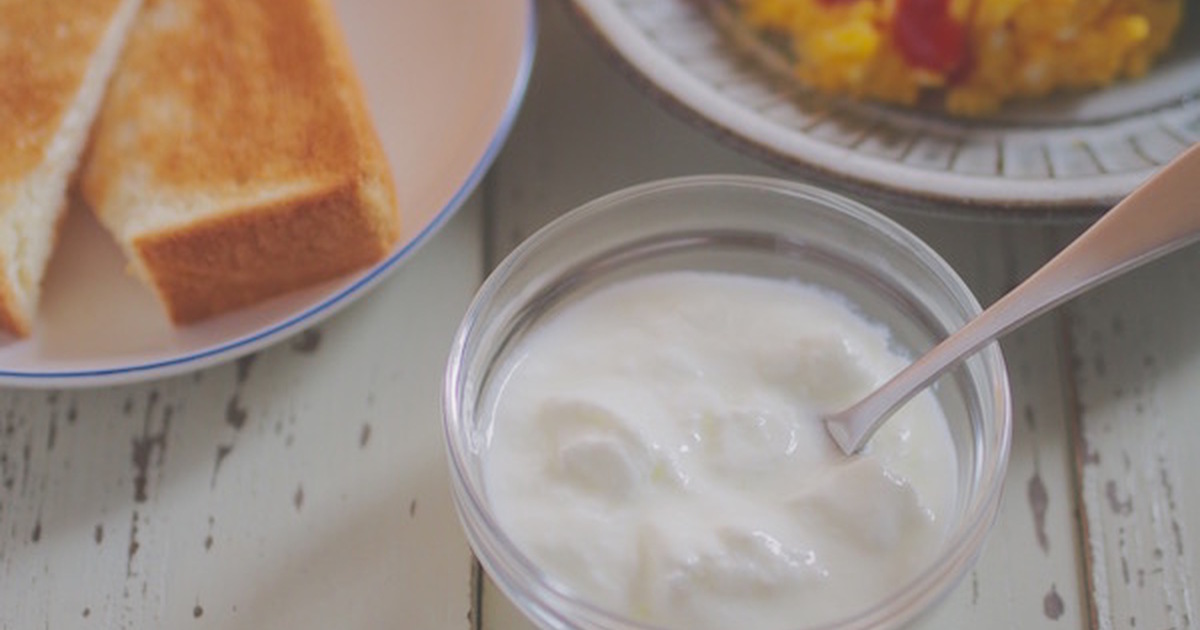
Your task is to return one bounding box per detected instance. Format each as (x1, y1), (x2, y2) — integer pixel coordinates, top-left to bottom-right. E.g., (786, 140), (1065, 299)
(825, 142), (1200, 455)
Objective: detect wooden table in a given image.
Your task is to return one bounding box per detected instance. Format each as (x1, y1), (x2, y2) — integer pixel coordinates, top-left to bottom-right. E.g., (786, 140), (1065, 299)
(2, 2), (1196, 628)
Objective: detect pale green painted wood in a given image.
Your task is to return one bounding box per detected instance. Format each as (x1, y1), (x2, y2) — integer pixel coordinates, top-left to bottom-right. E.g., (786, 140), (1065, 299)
(1067, 246), (1200, 630)
(0, 200), (483, 629)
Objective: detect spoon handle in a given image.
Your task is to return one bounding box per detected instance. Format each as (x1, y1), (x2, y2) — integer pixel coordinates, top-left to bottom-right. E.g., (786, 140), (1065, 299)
(827, 142), (1200, 455)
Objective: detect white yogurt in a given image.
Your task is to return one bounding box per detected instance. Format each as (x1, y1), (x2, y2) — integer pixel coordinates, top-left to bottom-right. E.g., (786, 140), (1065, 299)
(482, 271), (958, 629)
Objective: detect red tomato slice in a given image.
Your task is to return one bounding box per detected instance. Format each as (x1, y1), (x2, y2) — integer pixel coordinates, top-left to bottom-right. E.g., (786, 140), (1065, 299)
(892, 0), (971, 79)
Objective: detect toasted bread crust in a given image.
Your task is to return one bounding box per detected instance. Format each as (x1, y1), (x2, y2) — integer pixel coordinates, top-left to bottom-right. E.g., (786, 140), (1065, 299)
(135, 179), (392, 323)
(82, 0), (400, 323)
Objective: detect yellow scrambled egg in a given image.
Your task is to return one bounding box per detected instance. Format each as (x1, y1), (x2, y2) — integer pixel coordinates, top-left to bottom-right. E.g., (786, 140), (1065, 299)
(741, 0), (1184, 115)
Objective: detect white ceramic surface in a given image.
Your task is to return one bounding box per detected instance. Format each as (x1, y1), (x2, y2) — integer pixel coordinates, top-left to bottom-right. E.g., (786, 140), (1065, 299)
(0, 0), (536, 387)
(570, 0), (1200, 217)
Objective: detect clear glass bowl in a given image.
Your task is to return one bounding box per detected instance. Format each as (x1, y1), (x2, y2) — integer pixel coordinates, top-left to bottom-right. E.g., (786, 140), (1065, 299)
(442, 175), (1012, 630)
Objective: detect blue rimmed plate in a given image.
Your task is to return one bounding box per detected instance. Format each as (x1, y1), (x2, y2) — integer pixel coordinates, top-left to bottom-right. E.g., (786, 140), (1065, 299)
(0, 0), (536, 388)
(570, 0), (1199, 219)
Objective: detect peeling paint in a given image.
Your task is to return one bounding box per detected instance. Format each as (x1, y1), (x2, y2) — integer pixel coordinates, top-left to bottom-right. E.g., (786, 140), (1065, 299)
(1029, 470), (1050, 553)
(235, 354), (258, 385)
(131, 401), (171, 505)
(126, 511), (140, 578)
(225, 396), (247, 431)
(1104, 480), (1133, 516)
(291, 329), (322, 354)
(46, 414), (57, 452)
(1043, 584), (1064, 620)
(211, 445), (233, 487)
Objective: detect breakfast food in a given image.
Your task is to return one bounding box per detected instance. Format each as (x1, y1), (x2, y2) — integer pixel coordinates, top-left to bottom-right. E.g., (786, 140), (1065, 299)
(483, 271), (957, 629)
(735, 0), (1185, 115)
(0, 0), (143, 336)
(81, 0), (400, 323)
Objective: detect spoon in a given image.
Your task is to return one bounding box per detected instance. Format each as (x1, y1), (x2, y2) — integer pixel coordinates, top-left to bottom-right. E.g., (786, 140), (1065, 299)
(825, 142), (1200, 455)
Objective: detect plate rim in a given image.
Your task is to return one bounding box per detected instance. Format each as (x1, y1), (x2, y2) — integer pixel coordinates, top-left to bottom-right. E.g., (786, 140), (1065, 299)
(568, 0), (1197, 220)
(0, 0), (538, 388)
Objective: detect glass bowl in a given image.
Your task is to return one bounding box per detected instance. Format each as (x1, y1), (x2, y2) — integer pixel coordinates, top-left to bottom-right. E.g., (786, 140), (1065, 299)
(442, 175), (1012, 630)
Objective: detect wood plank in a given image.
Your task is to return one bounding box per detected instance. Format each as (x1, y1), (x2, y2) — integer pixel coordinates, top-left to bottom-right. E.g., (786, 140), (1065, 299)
(905, 221), (1089, 629)
(479, 1), (1088, 627)
(0, 198), (484, 629)
(1065, 246), (1200, 630)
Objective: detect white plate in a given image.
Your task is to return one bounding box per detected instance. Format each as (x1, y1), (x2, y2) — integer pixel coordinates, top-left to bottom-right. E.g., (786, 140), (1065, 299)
(0, 0), (536, 388)
(571, 0), (1200, 218)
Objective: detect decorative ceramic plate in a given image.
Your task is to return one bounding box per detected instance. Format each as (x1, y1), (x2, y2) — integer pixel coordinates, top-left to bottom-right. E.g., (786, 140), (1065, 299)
(0, 0), (536, 388)
(570, 0), (1200, 219)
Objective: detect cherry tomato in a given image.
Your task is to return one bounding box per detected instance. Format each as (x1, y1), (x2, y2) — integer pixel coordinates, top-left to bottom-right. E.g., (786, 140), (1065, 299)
(892, 0), (971, 79)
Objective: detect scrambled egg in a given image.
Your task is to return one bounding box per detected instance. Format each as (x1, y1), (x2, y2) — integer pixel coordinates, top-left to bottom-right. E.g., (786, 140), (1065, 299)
(741, 0), (1184, 115)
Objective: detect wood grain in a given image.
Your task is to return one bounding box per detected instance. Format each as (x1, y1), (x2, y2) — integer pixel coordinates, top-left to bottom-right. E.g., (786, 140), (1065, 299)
(1066, 247), (1200, 630)
(0, 197), (483, 629)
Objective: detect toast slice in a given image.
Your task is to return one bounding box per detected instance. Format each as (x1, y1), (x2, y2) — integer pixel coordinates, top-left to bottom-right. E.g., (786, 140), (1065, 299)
(81, 0), (401, 324)
(0, 0), (143, 337)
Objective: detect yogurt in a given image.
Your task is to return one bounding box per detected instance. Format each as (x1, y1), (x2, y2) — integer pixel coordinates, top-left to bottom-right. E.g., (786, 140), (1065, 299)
(482, 271), (958, 629)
